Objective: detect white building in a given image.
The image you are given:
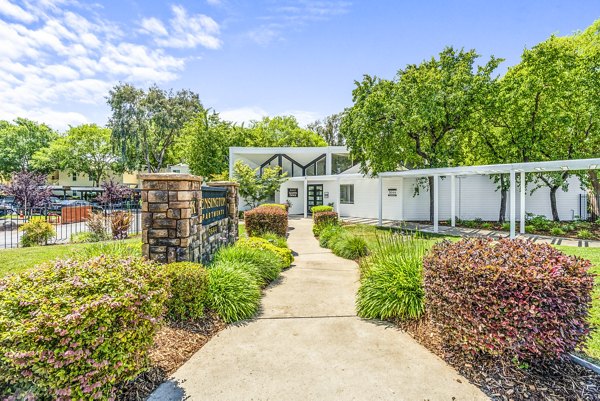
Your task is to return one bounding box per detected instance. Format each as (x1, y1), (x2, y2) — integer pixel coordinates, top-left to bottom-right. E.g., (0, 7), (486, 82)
(230, 146), (591, 232)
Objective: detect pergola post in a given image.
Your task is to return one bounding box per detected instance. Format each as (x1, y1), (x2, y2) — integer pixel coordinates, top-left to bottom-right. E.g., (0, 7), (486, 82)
(303, 177), (308, 218)
(509, 170), (516, 239)
(398, 177), (404, 221)
(378, 176), (383, 226)
(335, 177), (341, 215)
(433, 174), (439, 233)
(520, 171), (526, 234)
(450, 174), (456, 227)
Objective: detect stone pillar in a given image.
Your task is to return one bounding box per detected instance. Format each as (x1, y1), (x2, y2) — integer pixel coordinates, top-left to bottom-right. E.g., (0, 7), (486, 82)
(207, 181), (240, 242)
(140, 173), (203, 263)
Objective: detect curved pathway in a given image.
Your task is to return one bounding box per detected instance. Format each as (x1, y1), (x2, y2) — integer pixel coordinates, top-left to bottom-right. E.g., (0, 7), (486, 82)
(150, 218), (488, 400)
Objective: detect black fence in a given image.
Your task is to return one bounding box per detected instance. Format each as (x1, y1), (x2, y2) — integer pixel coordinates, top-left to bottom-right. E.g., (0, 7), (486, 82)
(0, 203), (141, 249)
(201, 187), (228, 226)
(579, 193), (600, 222)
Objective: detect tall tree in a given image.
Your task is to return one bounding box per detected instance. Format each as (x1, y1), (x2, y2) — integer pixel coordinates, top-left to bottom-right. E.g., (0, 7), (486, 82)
(1, 171), (52, 216)
(32, 124), (122, 186)
(342, 47), (501, 222)
(0, 118), (57, 178)
(107, 83), (204, 173)
(242, 116), (327, 147)
(308, 113), (345, 145)
(233, 161), (288, 208)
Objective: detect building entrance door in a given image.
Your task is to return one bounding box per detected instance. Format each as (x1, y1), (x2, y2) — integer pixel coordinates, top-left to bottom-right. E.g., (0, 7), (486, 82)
(307, 184), (323, 213)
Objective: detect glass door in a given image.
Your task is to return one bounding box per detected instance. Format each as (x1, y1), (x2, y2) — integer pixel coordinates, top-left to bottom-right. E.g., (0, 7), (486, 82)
(307, 184), (324, 213)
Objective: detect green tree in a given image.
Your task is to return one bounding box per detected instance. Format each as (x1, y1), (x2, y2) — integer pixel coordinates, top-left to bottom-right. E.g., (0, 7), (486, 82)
(233, 160), (288, 208)
(308, 113), (344, 146)
(242, 116), (327, 147)
(107, 83), (204, 173)
(342, 47), (500, 222)
(32, 124), (122, 186)
(0, 118), (57, 178)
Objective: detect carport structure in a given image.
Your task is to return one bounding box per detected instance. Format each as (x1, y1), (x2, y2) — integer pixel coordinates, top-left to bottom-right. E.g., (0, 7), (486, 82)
(377, 158), (600, 238)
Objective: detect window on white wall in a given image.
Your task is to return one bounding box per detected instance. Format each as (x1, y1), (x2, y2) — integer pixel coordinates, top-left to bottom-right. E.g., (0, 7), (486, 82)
(72, 173), (77, 181)
(340, 184), (354, 204)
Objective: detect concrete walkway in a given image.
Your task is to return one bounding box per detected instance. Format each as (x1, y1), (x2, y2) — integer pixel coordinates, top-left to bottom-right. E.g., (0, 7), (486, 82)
(343, 217), (600, 248)
(149, 218), (488, 401)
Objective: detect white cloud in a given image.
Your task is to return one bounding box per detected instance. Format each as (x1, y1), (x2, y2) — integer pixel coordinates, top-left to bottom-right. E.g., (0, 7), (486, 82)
(140, 5), (222, 49)
(0, 0), (37, 23)
(0, 1), (213, 131)
(206, 0), (221, 5)
(220, 106), (321, 127)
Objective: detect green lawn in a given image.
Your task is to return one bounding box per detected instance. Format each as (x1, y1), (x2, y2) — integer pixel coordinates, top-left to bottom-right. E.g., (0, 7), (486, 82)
(0, 237), (140, 277)
(343, 223), (600, 362)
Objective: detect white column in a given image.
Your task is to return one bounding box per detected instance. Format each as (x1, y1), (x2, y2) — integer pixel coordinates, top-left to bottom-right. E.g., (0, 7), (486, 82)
(433, 174), (439, 233)
(378, 176), (383, 226)
(520, 171), (526, 234)
(303, 177), (308, 218)
(510, 170), (516, 239)
(398, 177), (404, 221)
(336, 177), (341, 215)
(326, 150), (332, 176)
(450, 174), (456, 227)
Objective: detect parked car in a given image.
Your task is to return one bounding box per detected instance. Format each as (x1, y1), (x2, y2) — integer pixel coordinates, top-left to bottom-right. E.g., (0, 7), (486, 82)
(57, 200), (103, 213)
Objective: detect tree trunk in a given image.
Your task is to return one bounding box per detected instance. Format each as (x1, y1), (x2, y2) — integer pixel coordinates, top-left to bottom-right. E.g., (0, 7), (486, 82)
(498, 175), (507, 223)
(428, 176), (434, 223)
(588, 170), (600, 220)
(550, 186), (560, 222)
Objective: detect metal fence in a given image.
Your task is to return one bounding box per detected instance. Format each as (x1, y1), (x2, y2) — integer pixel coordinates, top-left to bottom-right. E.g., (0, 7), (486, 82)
(0, 204), (141, 249)
(579, 193), (600, 222)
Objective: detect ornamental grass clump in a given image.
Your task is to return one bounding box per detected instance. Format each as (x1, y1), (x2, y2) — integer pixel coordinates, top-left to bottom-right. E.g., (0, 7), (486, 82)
(237, 237), (293, 268)
(0, 256), (168, 400)
(424, 238), (594, 361)
(356, 233), (426, 320)
(213, 245), (282, 286)
(164, 262), (209, 320)
(206, 261), (261, 323)
(244, 206), (288, 237)
(318, 224), (344, 248)
(257, 232), (288, 248)
(330, 232), (369, 260)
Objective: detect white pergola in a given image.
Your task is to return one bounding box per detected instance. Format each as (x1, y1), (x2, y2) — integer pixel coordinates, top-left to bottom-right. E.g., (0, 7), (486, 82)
(377, 158), (600, 238)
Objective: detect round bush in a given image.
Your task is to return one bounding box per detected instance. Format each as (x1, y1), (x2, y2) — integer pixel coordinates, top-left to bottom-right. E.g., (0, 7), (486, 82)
(244, 207), (288, 237)
(424, 238), (594, 360)
(213, 245), (282, 286)
(0, 256), (168, 400)
(237, 237), (293, 268)
(164, 262), (209, 320)
(20, 220), (55, 247)
(356, 235), (425, 320)
(207, 262), (261, 323)
(331, 234), (369, 260)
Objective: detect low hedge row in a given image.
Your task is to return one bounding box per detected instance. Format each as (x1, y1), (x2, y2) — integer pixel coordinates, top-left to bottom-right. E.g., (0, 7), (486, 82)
(314, 222), (368, 260)
(310, 205), (333, 214)
(424, 239), (594, 361)
(244, 206), (288, 237)
(258, 203), (288, 211)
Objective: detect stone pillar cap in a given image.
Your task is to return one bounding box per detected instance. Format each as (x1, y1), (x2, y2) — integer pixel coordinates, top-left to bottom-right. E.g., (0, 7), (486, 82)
(139, 173), (203, 182)
(206, 181), (239, 187)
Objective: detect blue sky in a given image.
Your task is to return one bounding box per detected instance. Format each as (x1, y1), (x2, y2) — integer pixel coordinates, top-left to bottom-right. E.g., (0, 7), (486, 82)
(0, 0), (599, 131)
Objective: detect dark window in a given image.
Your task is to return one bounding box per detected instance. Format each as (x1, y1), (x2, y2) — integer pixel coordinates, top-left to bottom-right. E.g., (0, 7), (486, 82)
(340, 184), (354, 204)
(332, 154), (353, 174)
(72, 172), (77, 181)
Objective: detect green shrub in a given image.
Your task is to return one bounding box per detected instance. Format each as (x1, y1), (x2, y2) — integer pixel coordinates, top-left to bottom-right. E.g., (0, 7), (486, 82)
(74, 240), (141, 259)
(164, 262), (208, 320)
(501, 222), (510, 231)
(213, 245), (282, 286)
(424, 238), (594, 360)
(318, 224), (344, 248)
(257, 232), (288, 248)
(526, 213), (552, 231)
(462, 220), (477, 228)
(313, 211), (338, 228)
(244, 207), (288, 237)
(525, 225), (535, 234)
(86, 212), (108, 240)
(70, 231), (107, 244)
(20, 220), (55, 247)
(330, 234), (369, 260)
(207, 262), (261, 322)
(237, 237), (293, 267)
(0, 256), (168, 400)
(258, 203), (288, 211)
(550, 227), (566, 236)
(310, 205), (333, 214)
(577, 229), (594, 240)
(356, 234), (426, 320)
(480, 222), (493, 229)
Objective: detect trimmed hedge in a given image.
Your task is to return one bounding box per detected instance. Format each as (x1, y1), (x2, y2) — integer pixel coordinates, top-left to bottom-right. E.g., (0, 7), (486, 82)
(311, 205), (333, 214)
(244, 206), (288, 237)
(424, 238), (594, 360)
(237, 237), (293, 268)
(164, 262), (208, 320)
(313, 211), (338, 227)
(258, 203), (288, 211)
(0, 256), (168, 400)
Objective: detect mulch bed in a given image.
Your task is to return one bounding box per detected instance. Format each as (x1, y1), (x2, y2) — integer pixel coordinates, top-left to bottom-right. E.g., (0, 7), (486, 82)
(115, 312), (226, 401)
(396, 317), (600, 401)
